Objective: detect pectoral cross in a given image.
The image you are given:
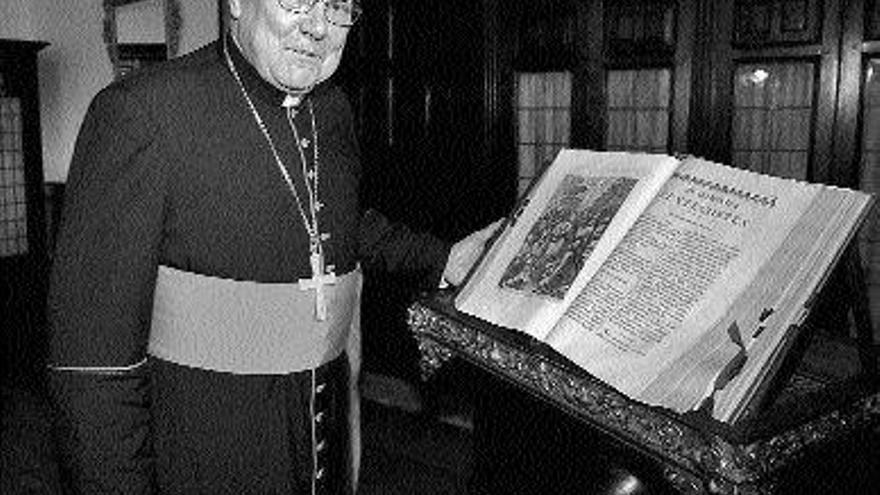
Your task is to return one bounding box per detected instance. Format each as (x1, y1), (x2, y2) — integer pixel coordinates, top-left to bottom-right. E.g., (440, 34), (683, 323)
(299, 249), (337, 321)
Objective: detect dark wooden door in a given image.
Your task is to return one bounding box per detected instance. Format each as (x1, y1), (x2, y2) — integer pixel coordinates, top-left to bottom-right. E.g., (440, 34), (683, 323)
(336, 1), (512, 380)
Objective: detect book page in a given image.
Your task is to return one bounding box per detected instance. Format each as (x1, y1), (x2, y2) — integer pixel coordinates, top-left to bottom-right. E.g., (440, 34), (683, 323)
(711, 189), (874, 422)
(455, 150), (680, 340)
(544, 159), (818, 403)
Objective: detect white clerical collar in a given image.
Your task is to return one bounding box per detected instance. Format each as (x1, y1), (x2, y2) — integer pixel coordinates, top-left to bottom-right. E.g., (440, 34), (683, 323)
(283, 94), (302, 108)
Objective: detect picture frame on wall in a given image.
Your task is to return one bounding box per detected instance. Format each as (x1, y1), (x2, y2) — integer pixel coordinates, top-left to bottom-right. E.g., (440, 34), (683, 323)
(116, 43), (167, 78)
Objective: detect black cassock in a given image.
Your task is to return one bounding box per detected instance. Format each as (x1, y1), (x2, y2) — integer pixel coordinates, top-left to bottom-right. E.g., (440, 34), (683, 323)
(47, 37), (449, 494)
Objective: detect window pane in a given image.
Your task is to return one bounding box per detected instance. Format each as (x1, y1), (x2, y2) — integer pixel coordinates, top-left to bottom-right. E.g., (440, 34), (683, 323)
(605, 68), (671, 153)
(731, 62), (815, 180)
(516, 72), (572, 197)
(0, 96), (27, 256)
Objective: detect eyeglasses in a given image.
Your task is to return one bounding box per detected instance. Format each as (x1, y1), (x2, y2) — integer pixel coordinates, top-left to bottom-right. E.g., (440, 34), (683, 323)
(277, 0), (362, 27)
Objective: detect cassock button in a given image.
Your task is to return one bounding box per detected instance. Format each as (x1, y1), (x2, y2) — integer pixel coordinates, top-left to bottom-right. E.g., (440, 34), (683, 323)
(316, 468), (325, 480)
(316, 383), (326, 394)
(316, 440), (326, 452)
(315, 411), (325, 424)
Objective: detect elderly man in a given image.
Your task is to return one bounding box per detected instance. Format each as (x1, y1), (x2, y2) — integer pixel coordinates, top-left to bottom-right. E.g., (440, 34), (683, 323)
(47, 1), (496, 493)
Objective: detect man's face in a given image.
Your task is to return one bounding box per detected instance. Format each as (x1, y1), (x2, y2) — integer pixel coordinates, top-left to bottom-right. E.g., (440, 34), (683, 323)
(229, 0), (350, 93)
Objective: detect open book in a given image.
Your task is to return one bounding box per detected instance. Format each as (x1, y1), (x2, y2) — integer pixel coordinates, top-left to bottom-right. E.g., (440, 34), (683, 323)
(455, 150), (874, 423)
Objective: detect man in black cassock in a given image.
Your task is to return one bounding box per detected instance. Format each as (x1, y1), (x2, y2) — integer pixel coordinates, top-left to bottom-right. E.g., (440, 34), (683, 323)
(46, 0), (497, 493)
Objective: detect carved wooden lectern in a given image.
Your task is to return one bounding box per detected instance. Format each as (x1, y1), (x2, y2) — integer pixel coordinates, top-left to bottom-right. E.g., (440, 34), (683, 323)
(408, 254), (878, 494)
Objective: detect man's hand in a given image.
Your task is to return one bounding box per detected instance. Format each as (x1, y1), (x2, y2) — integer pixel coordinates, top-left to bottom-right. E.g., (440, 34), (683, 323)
(442, 219), (504, 287)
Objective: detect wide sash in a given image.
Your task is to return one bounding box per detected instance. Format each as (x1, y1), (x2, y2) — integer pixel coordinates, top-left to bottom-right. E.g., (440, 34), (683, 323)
(148, 265), (362, 374)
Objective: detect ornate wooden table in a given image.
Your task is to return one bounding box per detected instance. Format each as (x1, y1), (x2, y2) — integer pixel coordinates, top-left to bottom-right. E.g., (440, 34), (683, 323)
(408, 291), (879, 494)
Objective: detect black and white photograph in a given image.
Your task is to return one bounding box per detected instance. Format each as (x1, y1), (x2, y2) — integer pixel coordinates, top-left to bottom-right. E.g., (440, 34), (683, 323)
(1, 1), (878, 494)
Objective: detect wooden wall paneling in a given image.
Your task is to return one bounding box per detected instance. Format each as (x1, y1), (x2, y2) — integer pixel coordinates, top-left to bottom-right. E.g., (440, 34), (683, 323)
(671, 0), (696, 153)
(734, 0), (773, 44)
(336, 0), (387, 152)
(812, 0), (843, 184)
(689, 0), (735, 162)
(513, 0), (578, 72)
(734, 0), (822, 46)
(685, 0), (710, 157)
(571, 0), (605, 149)
(336, 0), (390, 210)
(604, 0), (677, 66)
(342, 0), (505, 382)
(835, 0), (868, 189)
(482, 0), (518, 210)
(867, 0), (880, 40)
(429, 0), (507, 236)
(778, 0), (821, 43)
